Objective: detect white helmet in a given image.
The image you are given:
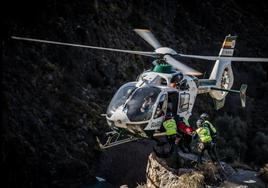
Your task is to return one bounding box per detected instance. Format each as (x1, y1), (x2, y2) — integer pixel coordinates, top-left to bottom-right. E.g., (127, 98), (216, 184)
(196, 119), (202, 128)
(200, 113), (209, 120)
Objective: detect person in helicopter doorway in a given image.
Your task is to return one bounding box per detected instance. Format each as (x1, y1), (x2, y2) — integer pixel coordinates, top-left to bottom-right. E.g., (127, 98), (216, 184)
(199, 113), (218, 157)
(194, 119), (218, 164)
(154, 104), (165, 119)
(170, 72), (184, 89)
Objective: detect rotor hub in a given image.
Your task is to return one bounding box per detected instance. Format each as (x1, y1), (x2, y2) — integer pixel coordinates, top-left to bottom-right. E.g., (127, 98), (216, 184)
(155, 47), (177, 56)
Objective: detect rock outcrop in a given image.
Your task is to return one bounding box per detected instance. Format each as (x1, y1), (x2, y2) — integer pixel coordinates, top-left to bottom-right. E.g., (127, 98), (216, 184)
(145, 153), (204, 188)
(144, 152), (267, 188)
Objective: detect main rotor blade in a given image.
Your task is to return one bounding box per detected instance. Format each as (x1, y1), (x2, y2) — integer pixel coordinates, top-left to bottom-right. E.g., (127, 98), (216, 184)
(164, 55), (202, 76)
(134, 29), (162, 49)
(11, 36), (157, 57)
(179, 54), (268, 62)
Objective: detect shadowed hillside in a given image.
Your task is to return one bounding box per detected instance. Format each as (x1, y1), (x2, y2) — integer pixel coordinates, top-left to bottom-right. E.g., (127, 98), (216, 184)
(2, 0), (268, 187)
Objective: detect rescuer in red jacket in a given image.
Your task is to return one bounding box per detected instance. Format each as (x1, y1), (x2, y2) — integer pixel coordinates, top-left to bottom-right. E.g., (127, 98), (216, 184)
(177, 117), (194, 153)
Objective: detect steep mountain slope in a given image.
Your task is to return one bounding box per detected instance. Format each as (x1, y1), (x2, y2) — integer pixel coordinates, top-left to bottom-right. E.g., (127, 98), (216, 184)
(2, 0), (268, 187)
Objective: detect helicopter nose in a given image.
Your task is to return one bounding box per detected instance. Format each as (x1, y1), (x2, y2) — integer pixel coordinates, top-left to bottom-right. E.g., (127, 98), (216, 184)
(114, 118), (127, 128)
(112, 108), (128, 128)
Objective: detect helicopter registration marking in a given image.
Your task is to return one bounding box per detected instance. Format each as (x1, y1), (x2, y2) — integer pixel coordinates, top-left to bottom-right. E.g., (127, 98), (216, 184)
(221, 49), (234, 56)
(150, 118), (163, 128)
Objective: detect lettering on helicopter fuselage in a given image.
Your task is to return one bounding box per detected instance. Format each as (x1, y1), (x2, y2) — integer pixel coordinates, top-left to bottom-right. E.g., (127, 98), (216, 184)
(221, 49), (234, 56)
(151, 120), (162, 128)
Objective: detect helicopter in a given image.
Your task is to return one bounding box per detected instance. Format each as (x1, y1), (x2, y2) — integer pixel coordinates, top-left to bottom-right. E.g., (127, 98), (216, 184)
(11, 29), (268, 149)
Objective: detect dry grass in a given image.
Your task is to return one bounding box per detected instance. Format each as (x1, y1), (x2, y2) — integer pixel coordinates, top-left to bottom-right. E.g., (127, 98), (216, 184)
(177, 171), (205, 188)
(199, 162), (219, 185)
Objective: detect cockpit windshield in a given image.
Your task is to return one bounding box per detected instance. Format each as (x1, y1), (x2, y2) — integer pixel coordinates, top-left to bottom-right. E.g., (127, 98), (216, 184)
(126, 86), (161, 121)
(107, 82), (137, 117)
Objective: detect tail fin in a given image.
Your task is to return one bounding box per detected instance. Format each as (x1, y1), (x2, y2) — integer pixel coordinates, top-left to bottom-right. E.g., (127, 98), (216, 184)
(219, 35), (237, 57)
(209, 35), (237, 108)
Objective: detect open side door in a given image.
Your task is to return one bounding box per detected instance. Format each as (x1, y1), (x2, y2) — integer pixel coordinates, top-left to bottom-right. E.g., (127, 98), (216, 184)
(167, 91), (179, 116)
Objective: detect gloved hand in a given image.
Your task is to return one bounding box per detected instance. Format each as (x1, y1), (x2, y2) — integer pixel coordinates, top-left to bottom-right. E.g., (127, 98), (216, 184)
(197, 142), (204, 152)
(212, 137), (217, 144)
(175, 137), (181, 145)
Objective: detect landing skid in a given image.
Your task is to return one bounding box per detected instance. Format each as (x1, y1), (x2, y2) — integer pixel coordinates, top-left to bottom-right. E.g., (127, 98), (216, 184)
(96, 130), (140, 149)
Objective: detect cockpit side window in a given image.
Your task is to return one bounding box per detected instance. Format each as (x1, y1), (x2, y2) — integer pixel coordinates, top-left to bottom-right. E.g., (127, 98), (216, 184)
(107, 82), (137, 117)
(151, 75), (168, 86)
(126, 86), (161, 121)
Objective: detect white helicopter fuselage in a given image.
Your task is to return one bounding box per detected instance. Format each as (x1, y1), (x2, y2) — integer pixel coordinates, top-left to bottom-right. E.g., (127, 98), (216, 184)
(106, 70), (198, 137)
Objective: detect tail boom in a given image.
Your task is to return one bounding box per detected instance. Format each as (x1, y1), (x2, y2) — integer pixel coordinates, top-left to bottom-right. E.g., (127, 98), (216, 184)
(209, 35), (237, 101)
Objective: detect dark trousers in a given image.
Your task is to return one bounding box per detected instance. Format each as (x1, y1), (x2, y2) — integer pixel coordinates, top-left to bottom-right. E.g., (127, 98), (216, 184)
(198, 142), (218, 164)
(167, 135), (177, 154)
(178, 133), (192, 153)
(153, 134), (179, 157)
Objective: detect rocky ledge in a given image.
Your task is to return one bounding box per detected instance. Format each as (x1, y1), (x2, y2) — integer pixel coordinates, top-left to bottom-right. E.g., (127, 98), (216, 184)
(142, 153), (267, 188)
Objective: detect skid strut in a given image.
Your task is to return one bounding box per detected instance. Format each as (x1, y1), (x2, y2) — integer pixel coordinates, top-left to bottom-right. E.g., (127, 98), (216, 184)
(96, 130), (140, 149)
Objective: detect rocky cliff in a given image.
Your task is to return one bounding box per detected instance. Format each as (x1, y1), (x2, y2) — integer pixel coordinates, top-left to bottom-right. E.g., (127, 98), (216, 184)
(145, 153), (205, 188)
(143, 153), (267, 188)
(2, 0), (268, 187)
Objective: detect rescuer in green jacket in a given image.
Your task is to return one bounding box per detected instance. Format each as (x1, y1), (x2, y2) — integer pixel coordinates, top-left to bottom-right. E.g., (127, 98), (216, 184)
(162, 112), (182, 168)
(200, 113), (218, 161)
(162, 112), (180, 154)
(195, 119), (217, 164)
(200, 113), (217, 142)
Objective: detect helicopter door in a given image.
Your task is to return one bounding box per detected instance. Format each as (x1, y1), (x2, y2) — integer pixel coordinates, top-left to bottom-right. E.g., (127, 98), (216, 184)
(178, 92), (190, 113)
(167, 92), (178, 116)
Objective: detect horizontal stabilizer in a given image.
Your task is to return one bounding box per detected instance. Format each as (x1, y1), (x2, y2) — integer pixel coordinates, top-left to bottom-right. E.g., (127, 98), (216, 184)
(210, 84), (247, 108)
